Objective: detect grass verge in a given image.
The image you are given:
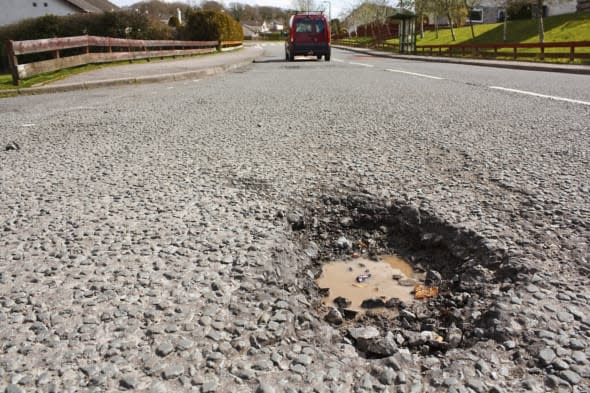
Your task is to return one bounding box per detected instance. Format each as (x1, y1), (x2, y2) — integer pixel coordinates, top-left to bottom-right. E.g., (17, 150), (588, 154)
(334, 12), (590, 63)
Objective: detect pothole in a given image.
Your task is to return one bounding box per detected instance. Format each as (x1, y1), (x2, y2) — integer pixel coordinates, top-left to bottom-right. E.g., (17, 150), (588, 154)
(292, 194), (529, 358)
(316, 255), (424, 313)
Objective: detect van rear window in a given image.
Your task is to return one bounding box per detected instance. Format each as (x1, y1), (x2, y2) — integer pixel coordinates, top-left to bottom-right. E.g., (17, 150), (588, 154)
(315, 20), (325, 33)
(295, 19), (313, 33)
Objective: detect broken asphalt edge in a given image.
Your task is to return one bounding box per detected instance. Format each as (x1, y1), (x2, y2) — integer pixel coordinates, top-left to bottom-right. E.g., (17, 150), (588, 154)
(332, 45), (590, 75)
(0, 53), (257, 98)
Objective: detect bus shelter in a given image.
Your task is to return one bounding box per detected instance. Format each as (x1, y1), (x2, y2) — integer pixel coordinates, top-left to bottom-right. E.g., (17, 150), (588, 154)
(391, 11), (417, 53)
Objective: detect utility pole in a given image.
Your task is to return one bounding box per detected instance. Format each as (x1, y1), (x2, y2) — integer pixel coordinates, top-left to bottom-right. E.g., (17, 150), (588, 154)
(323, 0), (331, 22)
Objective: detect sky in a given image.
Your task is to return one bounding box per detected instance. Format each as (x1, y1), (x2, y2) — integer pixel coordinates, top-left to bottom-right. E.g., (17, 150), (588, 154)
(109, 0), (350, 19)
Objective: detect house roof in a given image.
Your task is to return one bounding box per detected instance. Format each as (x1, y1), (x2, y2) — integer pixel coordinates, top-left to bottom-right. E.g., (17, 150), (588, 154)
(65, 0), (119, 13)
(242, 25), (259, 36)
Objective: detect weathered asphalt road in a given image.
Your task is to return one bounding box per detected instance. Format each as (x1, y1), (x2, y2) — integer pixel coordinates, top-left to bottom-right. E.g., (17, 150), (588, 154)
(0, 44), (589, 393)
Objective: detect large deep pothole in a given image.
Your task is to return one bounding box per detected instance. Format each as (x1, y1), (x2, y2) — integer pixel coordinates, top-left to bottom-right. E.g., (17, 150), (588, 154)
(291, 194), (529, 358)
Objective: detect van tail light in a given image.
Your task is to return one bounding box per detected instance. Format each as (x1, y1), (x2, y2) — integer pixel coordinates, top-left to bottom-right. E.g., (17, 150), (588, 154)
(290, 36), (294, 43)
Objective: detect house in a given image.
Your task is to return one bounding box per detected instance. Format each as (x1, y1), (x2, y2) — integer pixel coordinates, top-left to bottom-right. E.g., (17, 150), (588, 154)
(241, 20), (262, 39)
(260, 20), (284, 32)
(1, 0), (119, 27)
(465, 0), (578, 24)
(241, 19), (284, 39)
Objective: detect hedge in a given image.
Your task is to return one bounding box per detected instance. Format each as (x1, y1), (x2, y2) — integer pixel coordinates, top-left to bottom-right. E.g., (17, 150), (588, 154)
(180, 10), (243, 42)
(0, 9), (243, 74)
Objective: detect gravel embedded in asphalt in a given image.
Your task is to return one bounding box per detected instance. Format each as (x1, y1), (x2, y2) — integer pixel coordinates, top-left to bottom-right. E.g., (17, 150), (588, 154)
(0, 45), (589, 392)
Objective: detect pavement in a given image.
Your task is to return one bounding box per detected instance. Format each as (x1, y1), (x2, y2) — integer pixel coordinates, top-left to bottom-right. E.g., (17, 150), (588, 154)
(2, 41), (589, 97)
(0, 45), (263, 96)
(333, 44), (590, 75)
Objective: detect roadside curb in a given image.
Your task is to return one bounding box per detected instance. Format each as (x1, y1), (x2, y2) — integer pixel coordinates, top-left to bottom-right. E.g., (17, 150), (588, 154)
(0, 54), (256, 98)
(333, 45), (590, 75)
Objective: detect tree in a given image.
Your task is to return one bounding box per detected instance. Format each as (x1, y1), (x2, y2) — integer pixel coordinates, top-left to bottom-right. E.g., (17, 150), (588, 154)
(292, 0), (318, 11)
(342, 1), (393, 37)
(168, 15), (180, 27)
(330, 18), (342, 34)
(437, 0), (463, 41)
(534, 0), (545, 42)
(228, 2), (245, 21)
(200, 0), (224, 12)
(464, 0), (480, 38)
(130, 0), (187, 21)
(413, 0), (427, 38)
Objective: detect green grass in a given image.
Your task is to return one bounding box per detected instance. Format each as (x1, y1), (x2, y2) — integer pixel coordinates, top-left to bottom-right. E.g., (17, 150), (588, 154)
(0, 63), (117, 90)
(412, 11), (590, 45)
(334, 12), (590, 63)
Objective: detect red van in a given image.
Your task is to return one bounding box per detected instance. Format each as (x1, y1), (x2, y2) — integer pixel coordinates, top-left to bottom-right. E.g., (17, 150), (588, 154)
(285, 12), (331, 61)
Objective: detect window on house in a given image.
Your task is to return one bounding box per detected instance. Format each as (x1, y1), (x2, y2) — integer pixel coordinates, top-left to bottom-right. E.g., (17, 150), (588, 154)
(44, 2), (48, 6)
(33, 2), (38, 6)
(468, 8), (483, 23)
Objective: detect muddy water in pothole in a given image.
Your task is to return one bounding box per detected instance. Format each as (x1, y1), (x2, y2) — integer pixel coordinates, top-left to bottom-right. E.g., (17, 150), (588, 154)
(317, 256), (422, 312)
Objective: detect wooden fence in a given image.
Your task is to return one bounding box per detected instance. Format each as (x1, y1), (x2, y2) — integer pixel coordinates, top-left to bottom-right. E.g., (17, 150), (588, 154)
(416, 41), (590, 62)
(5, 35), (243, 85)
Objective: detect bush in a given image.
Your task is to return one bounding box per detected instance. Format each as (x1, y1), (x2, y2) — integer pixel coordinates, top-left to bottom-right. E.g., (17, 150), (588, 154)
(168, 16), (180, 27)
(0, 11), (174, 72)
(180, 9), (243, 42)
(259, 32), (285, 41)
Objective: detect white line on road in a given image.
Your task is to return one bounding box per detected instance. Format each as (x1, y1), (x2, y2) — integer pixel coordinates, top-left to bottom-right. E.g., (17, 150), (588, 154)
(21, 124), (35, 127)
(332, 58), (345, 63)
(385, 68), (444, 80)
(349, 62), (374, 68)
(489, 86), (590, 106)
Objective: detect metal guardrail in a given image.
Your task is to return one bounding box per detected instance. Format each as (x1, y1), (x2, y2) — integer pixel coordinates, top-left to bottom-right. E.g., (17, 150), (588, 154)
(5, 35), (243, 85)
(416, 41), (590, 62)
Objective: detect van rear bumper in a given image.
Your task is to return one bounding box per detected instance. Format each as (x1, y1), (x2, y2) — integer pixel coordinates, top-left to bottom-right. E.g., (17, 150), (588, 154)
(288, 42), (331, 56)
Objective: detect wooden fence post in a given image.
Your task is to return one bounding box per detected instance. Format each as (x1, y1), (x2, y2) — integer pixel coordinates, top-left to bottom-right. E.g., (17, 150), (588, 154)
(570, 45), (574, 63)
(540, 44), (545, 61)
(6, 41), (20, 86)
(513, 46), (517, 60)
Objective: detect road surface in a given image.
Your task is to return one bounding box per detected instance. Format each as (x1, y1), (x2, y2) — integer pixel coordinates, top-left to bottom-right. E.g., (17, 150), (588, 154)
(1, 43), (589, 392)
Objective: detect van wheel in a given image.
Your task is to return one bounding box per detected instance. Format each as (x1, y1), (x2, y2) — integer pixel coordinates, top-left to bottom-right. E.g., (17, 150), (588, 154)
(317, 55), (322, 60)
(285, 52), (289, 61)
(325, 54), (331, 61)
(289, 53), (295, 61)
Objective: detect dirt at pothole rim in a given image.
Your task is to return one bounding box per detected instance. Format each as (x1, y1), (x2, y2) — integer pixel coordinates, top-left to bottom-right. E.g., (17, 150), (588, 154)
(289, 193), (540, 358)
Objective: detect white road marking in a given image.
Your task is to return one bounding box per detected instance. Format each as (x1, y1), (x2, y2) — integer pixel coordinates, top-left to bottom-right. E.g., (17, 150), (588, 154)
(489, 86), (590, 106)
(166, 86), (174, 90)
(385, 68), (444, 80)
(332, 58), (345, 63)
(192, 79), (201, 82)
(21, 123), (36, 127)
(349, 62), (374, 68)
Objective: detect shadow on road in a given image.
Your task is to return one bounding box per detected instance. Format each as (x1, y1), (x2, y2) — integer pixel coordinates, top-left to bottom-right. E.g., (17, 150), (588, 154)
(253, 59), (287, 63)
(254, 58), (323, 63)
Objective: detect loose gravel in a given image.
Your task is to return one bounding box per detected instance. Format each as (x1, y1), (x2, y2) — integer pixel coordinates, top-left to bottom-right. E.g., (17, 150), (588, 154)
(1, 51), (589, 393)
